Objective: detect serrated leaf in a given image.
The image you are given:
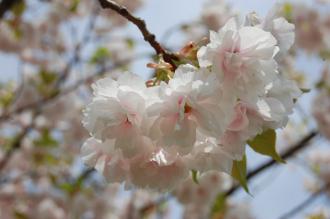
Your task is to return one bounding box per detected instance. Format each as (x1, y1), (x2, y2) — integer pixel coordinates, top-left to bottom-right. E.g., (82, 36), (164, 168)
(231, 155), (249, 193)
(191, 170), (199, 184)
(248, 129), (285, 163)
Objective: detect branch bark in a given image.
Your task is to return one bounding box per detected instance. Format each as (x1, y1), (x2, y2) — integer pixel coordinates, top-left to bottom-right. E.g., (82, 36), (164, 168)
(0, 54), (148, 123)
(0, 110), (39, 172)
(97, 0), (178, 68)
(225, 130), (318, 197)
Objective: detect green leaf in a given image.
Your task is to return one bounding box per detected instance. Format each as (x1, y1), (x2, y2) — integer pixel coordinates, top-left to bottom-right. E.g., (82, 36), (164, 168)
(59, 182), (75, 194)
(311, 164), (321, 175)
(191, 170), (199, 184)
(282, 3), (293, 21)
(319, 50), (330, 61)
(231, 155), (249, 193)
(307, 213), (327, 219)
(248, 129), (285, 163)
(300, 88), (311, 93)
(89, 47), (111, 64)
(14, 211), (29, 219)
(211, 193), (226, 216)
(70, 0), (81, 12)
(11, 0), (26, 17)
(125, 38), (135, 49)
(0, 82), (15, 108)
(39, 70), (57, 85)
(33, 129), (58, 148)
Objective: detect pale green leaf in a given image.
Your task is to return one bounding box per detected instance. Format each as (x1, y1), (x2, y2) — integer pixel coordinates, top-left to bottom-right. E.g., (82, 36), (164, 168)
(231, 155), (249, 193)
(248, 129), (285, 163)
(211, 193), (226, 216)
(191, 170), (199, 184)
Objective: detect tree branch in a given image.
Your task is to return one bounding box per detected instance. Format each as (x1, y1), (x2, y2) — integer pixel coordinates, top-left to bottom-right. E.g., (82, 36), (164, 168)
(97, 0), (178, 68)
(55, 6), (100, 87)
(0, 110), (39, 172)
(0, 54), (149, 123)
(225, 131), (318, 196)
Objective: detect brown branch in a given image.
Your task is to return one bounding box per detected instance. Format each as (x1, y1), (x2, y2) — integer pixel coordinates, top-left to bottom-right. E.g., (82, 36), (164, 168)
(55, 6), (99, 87)
(97, 0), (178, 68)
(225, 130), (318, 197)
(0, 7), (100, 171)
(0, 111), (39, 172)
(0, 54), (149, 123)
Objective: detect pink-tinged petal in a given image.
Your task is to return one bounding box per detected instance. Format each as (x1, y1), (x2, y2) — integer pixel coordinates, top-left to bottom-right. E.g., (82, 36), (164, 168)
(256, 98), (286, 122)
(185, 141), (233, 174)
(92, 77), (118, 98)
(197, 46), (214, 67)
(117, 72), (146, 91)
(129, 150), (188, 191)
(150, 115), (196, 155)
(117, 90), (145, 116)
(219, 131), (246, 160)
(81, 138), (102, 167)
(192, 103), (224, 137)
(82, 97), (126, 140)
(103, 154), (130, 184)
(227, 103), (249, 131)
(239, 27), (277, 59)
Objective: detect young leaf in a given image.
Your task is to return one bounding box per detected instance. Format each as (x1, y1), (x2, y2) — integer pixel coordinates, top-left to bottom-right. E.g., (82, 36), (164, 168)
(231, 155), (249, 193)
(300, 88), (311, 93)
(33, 129), (58, 148)
(211, 193), (227, 217)
(89, 47), (111, 64)
(70, 0), (81, 12)
(39, 70), (58, 85)
(248, 129), (285, 163)
(191, 170), (199, 184)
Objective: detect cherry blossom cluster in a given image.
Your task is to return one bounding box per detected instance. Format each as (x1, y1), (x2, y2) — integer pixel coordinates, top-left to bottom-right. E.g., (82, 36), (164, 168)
(81, 12), (301, 190)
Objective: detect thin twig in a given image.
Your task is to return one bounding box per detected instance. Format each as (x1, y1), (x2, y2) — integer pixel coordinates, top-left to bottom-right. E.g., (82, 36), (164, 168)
(0, 110), (40, 172)
(0, 7), (100, 172)
(0, 54), (150, 123)
(225, 131), (318, 196)
(55, 6), (100, 87)
(97, 0), (178, 68)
